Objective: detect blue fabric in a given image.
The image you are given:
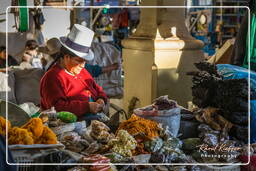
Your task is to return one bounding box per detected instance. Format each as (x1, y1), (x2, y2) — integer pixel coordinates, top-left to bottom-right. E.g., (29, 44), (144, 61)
(0, 135), (16, 171)
(80, 96), (101, 125)
(217, 64), (256, 143)
(85, 64), (102, 77)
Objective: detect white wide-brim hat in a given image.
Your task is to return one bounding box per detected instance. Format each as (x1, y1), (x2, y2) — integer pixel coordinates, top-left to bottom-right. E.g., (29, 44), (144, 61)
(59, 24), (95, 61)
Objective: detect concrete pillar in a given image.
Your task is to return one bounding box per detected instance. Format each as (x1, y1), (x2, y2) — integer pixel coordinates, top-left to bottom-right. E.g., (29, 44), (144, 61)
(122, 0), (204, 112)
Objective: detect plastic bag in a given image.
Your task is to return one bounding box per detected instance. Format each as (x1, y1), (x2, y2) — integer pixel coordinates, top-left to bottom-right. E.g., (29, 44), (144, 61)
(134, 104), (181, 137)
(51, 123), (76, 135)
(19, 102), (40, 117)
(81, 126), (95, 143)
(73, 121), (86, 136)
(132, 154), (151, 163)
(134, 95), (180, 116)
(104, 152), (129, 163)
(89, 120), (113, 143)
(83, 142), (101, 154)
(59, 132), (81, 142)
(40, 107), (57, 116)
(96, 112), (110, 122)
(144, 138), (163, 153)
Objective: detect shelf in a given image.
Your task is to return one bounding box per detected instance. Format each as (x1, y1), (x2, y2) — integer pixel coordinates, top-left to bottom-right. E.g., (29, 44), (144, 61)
(216, 0), (247, 3)
(216, 14), (245, 17)
(44, 2), (67, 6)
(223, 25), (238, 28)
(222, 35), (234, 38)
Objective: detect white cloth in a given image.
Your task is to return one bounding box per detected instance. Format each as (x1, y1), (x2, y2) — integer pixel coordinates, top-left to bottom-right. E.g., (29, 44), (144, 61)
(0, 71), (16, 103)
(89, 42), (123, 98)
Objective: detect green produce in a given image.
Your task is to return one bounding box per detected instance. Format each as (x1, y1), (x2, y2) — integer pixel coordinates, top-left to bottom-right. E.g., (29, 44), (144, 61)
(104, 152), (127, 163)
(144, 137), (163, 153)
(163, 137), (183, 149)
(182, 138), (202, 151)
(57, 111), (77, 123)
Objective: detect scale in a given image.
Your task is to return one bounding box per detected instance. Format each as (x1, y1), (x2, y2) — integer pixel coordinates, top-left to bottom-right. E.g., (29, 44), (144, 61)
(0, 99), (30, 127)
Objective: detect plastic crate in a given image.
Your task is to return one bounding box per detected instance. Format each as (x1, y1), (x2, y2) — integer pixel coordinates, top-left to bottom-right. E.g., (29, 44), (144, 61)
(9, 144), (64, 171)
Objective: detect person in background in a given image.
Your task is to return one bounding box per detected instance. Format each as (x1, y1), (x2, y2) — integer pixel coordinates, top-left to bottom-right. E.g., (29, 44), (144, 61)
(38, 38), (62, 71)
(0, 46), (18, 68)
(0, 46), (18, 71)
(85, 62), (119, 77)
(19, 40), (44, 69)
(40, 24), (108, 123)
(230, 0), (255, 69)
(39, 38), (119, 76)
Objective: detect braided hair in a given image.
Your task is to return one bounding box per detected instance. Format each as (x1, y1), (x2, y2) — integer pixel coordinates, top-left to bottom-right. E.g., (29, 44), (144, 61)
(46, 46), (77, 71)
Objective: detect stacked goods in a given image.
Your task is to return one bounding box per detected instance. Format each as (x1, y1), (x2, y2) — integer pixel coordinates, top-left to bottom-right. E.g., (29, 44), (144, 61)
(196, 124), (241, 163)
(117, 114), (161, 155)
(21, 118), (45, 139)
(115, 115), (191, 163)
(194, 107), (233, 131)
(59, 131), (89, 153)
(188, 62), (256, 110)
(36, 126), (58, 144)
(8, 127), (34, 145)
(188, 62), (256, 142)
(134, 96), (181, 137)
(187, 62), (222, 108)
(0, 117), (57, 145)
(78, 154), (111, 171)
(90, 120), (115, 143)
(108, 130), (137, 157)
(81, 121), (115, 155)
(117, 114), (160, 138)
(147, 126), (194, 163)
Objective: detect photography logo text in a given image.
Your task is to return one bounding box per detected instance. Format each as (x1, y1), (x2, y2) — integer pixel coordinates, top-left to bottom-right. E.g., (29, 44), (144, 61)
(197, 143), (242, 159)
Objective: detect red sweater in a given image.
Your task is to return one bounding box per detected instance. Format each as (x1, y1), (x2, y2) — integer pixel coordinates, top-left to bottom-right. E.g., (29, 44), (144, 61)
(40, 64), (107, 117)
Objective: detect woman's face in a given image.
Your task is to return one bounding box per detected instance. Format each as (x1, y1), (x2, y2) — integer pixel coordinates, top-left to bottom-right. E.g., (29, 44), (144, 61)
(22, 51), (33, 62)
(63, 55), (86, 75)
(0, 50), (6, 60)
(26, 48), (38, 56)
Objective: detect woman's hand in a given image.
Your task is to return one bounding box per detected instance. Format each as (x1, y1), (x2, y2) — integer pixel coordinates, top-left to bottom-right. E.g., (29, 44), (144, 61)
(89, 102), (103, 114)
(96, 98), (105, 106)
(96, 99), (105, 110)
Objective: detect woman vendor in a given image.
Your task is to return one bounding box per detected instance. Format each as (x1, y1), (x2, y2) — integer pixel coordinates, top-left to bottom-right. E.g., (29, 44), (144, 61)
(40, 24), (108, 121)
(39, 38), (119, 75)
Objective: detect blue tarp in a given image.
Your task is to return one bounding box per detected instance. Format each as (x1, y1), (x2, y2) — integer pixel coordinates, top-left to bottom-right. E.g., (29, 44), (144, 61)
(217, 64), (256, 143)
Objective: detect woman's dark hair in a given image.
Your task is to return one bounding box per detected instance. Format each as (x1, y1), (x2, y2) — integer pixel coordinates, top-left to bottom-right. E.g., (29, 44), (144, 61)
(60, 46), (77, 58)
(25, 40), (38, 50)
(0, 46), (6, 52)
(46, 46), (77, 71)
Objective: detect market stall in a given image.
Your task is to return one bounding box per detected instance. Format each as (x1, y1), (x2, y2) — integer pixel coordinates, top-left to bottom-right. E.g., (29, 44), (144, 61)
(0, 62), (254, 171)
(0, 1), (255, 171)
